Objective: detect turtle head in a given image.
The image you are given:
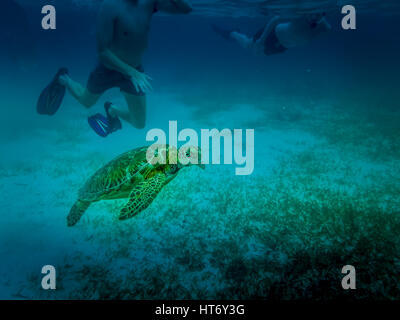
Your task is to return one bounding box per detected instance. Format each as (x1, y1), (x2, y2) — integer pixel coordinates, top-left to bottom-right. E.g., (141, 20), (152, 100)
(164, 146), (205, 175)
(178, 146), (205, 170)
(147, 144), (205, 177)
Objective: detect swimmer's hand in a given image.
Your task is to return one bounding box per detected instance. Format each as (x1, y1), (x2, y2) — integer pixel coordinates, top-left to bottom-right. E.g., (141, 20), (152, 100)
(129, 68), (152, 93)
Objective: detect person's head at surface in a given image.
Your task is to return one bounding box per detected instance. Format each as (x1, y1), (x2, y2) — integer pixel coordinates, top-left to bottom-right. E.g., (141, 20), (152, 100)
(125, 0), (192, 13)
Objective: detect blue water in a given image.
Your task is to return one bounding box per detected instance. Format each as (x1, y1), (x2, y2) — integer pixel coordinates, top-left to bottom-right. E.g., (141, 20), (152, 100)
(0, 0), (399, 299)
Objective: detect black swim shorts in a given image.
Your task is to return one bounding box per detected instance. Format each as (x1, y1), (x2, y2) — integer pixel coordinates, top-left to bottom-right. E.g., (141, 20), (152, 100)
(253, 27), (287, 56)
(87, 63), (145, 96)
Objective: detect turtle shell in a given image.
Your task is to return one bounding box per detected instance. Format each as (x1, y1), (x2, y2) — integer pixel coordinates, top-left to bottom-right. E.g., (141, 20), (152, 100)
(78, 146), (150, 201)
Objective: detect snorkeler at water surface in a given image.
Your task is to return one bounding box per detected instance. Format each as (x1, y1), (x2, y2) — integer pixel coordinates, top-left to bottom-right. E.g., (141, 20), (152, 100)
(37, 0), (192, 137)
(213, 13), (331, 56)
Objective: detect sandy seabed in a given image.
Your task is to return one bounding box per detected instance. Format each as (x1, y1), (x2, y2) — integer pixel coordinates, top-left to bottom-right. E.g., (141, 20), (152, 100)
(1, 88), (399, 300)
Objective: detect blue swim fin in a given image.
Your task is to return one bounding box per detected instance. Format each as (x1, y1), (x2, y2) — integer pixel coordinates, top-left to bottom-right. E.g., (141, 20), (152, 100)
(88, 102), (122, 138)
(37, 68), (68, 116)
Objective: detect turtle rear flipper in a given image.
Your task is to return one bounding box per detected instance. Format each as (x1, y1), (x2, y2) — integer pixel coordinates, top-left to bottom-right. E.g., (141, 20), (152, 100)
(67, 200), (91, 226)
(119, 174), (166, 220)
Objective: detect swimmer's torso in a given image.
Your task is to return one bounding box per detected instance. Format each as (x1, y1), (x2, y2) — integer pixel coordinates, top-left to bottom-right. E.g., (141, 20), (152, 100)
(100, 0), (156, 68)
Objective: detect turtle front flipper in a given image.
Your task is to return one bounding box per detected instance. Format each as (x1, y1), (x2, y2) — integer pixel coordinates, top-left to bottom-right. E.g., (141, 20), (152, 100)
(119, 173), (166, 220)
(67, 200), (91, 226)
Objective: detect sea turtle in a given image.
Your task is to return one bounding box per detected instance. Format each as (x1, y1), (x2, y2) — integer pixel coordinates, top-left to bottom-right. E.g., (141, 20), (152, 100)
(67, 145), (203, 226)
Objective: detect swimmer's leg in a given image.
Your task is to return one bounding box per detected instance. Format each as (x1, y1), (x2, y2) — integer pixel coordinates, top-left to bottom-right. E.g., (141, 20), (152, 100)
(59, 74), (101, 108)
(108, 91), (146, 129)
(211, 24), (235, 40)
(212, 24), (253, 50)
(230, 31), (254, 50)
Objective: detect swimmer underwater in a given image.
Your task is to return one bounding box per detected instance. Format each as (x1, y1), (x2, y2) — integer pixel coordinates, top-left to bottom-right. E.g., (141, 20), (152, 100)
(212, 13), (331, 56)
(37, 0), (192, 137)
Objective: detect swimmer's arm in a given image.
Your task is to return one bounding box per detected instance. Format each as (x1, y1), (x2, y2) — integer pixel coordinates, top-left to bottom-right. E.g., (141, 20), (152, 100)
(96, 0), (137, 77)
(156, 0), (193, 14)
(99, 49), (152, 92)
(255, 16), (283, 46)
(319, 18), (332, 31)
(100, 49), (140, 78)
